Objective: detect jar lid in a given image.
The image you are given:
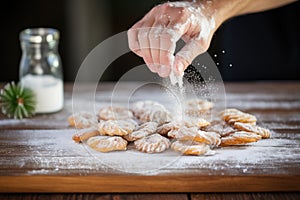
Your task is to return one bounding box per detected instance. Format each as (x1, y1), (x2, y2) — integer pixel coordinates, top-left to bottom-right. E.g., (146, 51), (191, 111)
(20, 28), (59, 43)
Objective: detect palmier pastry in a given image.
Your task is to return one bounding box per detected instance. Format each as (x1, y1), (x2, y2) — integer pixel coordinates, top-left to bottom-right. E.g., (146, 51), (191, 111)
(68, 112), (98, 129)
(87, 136), (127, 152)
(134, 133), (171, 153)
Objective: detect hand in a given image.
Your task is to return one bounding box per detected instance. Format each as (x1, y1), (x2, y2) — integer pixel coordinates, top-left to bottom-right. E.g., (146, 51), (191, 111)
(127, 1), (218, 77)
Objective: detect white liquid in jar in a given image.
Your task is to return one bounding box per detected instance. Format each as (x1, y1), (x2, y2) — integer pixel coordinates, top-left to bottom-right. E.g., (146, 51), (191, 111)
(21, 74), (64, 113)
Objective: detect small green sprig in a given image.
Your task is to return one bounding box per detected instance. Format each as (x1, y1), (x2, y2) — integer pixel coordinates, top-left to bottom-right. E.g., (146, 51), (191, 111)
(0, 82), (36, 119)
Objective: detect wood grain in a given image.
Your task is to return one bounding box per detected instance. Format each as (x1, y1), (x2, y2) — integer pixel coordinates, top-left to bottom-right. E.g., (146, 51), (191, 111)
(0, 194), (188, 200)
(1, 193), (299, 200)
(0, 175), (300, 193)
(0, 82), (299, 193)
(191, 193), (300, 200)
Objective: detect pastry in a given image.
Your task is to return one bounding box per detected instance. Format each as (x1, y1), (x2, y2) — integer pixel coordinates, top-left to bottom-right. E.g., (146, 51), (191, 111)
(68, 112), (98, 129)
(123, 122), (158, 141)
(156, 118), (210, 136)
(98, 106), (134, 120)
(72, 127), (101, 143)
(87, 136), (127, 152)
(171, 140), (212, 155)
(131, 100), (172, 125)
(69, 99), (271, 156)
(98, 119), (136, 136)
(184, 99), (213, 117)
(205, 120), (237, 137)
(220, 108), (257, 125)
(220, 131), (262, 146)
(134, 133), (171, 153)
(234, 122), (271, 138)
(172, 126), (221, 147)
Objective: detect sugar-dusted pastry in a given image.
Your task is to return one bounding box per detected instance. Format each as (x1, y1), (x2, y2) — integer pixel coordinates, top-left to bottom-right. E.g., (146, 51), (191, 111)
(157, 118), (210, 136)
(72, 127), (101, 143)
(98, 119), (136, 136)
(220, 131), (262, 146)
(220, 108), (257, 125)
(98, 106), (134, 120)
(184, 99), (213, 117)
(134, 133), (171, 153)
(171, 140), (212, 156)
(87, 136), (127, 152)
(157, 121), (181, 136)
(171, 126), (221, 147)
(68, 112), (98, 129)
(184, 117), (211, 128)
(234, 122), (271, 139)
(123, 122), (158, 141)
(131, 100), (172, 125)
(205, 120), (237, 137)
(167, 128), (180, 139)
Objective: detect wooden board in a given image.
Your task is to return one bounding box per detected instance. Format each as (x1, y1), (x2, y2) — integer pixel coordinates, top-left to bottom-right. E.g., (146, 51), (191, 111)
(2, 193), (299, 200)
(0, 82), (300, 192)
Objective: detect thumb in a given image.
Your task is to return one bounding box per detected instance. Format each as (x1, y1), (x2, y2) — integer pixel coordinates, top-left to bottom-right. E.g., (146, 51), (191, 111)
(173, 39), (208, 76)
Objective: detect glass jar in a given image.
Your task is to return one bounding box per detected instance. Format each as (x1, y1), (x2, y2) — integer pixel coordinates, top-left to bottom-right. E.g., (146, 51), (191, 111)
(19, 28), (63, 113)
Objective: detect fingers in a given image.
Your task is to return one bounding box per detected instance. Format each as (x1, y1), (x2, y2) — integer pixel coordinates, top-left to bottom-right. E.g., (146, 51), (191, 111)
(127, 21), (143, 57)
(148, 22), (163, 75)
(137, 26), (153, 67)
(129, 2), (214, 78)
(174, 39), (208, 75)
(148, 27), (177, 77)
(129, 26), (182, 77)
(156, 29), (178, 77)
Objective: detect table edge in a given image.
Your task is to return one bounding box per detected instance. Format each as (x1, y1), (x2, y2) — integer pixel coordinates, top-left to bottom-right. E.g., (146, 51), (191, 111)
(1, 175), (299, 193)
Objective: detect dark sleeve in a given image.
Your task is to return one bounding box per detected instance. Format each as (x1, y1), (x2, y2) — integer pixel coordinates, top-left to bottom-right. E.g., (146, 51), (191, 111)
(208, 1), (300, 81)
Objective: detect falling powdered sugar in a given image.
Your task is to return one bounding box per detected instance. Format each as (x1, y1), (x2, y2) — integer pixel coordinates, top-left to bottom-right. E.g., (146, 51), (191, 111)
(169, 56), (184, 88)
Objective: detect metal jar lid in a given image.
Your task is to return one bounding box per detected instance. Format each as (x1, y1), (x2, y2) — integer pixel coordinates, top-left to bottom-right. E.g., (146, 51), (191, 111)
(20, 28), (59, 44)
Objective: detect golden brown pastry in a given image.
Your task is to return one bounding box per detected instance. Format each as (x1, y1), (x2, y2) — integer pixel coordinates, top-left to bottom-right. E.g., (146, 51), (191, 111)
(134, 133), (171, 153)
(171, 140), (212, 156)
(98, 119), (136, 136)
(72, 127), (101, 143)
(68, 112), (98, 129)
(220, 108), (257, 125)
(234, 122), (271, 138)
(98, 106), (134, 120)
(131, 100), (172, 125)
(87, 136), (128, 152)
(170, 126), (221, 147)
(123, 122), (158, 141)
(220, 131), (262, 146)
(156, 118), (210, 136)
(205, 120), (237, 137)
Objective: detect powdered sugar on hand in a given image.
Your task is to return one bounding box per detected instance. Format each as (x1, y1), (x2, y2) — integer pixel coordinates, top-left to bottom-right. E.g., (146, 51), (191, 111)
(167, 1), (216, 41)
(166, 1), (216, 87)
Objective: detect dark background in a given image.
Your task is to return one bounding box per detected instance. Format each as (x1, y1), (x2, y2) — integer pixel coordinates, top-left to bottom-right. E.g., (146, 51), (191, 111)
(0, 0), (299, 82)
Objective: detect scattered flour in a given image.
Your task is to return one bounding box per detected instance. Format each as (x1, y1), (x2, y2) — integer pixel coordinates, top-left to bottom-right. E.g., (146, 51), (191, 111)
(2, 83), (299, 176)
(2, 127), (298, 176)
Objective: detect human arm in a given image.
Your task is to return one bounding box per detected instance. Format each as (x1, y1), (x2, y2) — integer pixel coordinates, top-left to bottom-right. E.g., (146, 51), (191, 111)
(127, 0), (297, 77)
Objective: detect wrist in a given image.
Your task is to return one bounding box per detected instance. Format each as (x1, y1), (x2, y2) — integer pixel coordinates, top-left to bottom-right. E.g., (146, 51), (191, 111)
(193, 0), (297, 27)
(192, 0), (250, 28)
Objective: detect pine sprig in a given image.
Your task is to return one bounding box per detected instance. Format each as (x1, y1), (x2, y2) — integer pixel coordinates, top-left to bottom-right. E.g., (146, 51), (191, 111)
(0, 82), (36, 119)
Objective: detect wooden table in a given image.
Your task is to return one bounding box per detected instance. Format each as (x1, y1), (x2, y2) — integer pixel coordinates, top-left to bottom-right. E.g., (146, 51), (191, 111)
(0, 82), (299, 199)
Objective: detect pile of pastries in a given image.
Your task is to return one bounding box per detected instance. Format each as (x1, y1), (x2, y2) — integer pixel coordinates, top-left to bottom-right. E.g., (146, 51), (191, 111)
(68, 100), (270, 156)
